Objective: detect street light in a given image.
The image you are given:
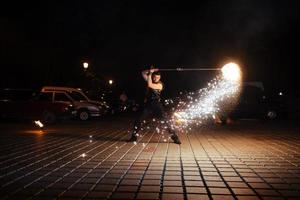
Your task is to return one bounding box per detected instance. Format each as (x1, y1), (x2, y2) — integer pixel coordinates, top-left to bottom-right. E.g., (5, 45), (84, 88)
(109, 79), (113, 85)
(83, 62), (89, 70)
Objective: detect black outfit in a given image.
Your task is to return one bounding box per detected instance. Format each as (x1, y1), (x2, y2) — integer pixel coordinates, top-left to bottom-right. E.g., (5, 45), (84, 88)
(130, 81), (180, 144)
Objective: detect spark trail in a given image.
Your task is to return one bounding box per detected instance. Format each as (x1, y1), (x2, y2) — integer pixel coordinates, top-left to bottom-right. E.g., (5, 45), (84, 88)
(171, 63), (242, 130)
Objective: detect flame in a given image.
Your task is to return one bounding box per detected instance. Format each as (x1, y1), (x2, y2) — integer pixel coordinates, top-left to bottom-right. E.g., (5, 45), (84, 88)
(221, 62), (241, 82)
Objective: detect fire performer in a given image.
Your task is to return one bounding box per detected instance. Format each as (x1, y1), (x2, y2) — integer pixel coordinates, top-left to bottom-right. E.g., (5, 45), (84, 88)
(128, 67), (181, 144)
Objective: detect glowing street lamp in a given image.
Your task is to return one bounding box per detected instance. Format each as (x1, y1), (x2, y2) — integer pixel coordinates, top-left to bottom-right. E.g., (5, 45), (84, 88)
(109, 79), (113, 85)
(83, 62), (89, 70)
(221, 62), (241, 82)
(34, 120), (44, 128)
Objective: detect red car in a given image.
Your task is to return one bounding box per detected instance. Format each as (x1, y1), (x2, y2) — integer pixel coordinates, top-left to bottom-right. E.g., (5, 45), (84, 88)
(0, 89), (76, 124)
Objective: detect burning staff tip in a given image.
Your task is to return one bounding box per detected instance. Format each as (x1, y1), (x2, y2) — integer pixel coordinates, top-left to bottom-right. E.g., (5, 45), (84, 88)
(221, 62), (241, 82)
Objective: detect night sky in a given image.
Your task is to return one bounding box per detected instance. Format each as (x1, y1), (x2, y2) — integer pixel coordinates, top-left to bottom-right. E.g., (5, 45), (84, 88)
(1, 0), (300, 99)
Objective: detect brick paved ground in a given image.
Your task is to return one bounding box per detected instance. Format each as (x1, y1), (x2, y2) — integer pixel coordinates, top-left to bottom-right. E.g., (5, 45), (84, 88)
(0, 118), (300, 200)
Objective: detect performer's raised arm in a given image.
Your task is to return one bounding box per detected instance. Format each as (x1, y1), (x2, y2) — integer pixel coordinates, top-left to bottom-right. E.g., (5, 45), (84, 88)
(147, 69), (162, 90)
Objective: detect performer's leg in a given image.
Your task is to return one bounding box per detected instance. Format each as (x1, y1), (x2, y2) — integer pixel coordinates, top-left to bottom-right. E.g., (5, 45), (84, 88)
(155, 103), (181, 144)
(128, 106), (151, 142)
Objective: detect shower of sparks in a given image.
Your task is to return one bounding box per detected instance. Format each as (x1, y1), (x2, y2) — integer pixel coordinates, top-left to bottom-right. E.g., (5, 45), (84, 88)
(173, 78), (240, 128)
(172, 69), (241, 130)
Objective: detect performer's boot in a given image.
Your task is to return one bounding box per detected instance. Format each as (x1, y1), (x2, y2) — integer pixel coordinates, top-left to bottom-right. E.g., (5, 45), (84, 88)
(128, 133), (137, 142)
(171, 134), (181, 145)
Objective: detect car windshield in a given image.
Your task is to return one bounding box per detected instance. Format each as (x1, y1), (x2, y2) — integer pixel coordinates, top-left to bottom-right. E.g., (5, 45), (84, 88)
(67, 91), (87, 101)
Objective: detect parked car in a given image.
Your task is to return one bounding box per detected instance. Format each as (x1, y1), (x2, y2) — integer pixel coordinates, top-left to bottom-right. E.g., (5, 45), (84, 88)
(41, 86), (109, 121)
(219, 82), (287, 123)
(0, 88), (76, 124)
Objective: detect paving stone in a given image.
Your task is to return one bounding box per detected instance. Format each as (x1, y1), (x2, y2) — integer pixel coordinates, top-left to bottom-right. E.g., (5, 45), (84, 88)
(163, 186), (184, 193)
(187, 194), (210, 200)
(111, 192), (135, 199)
(186, 186), (207, 194)
(184, 180), (204, 187)
(94, 184), (116, 191)
(116, 185), (139, 192)
(164, 176), (182, 181)
(206, 181), (226, 187)
(236, 196), (261, 200)
(279, 190), (300, 197)
(232, 188), (256, 195)
(136, 192), (159, 199)
(226, 181), (248, 188)
(208, 187), (231, 195)
(86, 191), (110, 198)
(211, 195), (235, 200)
(120, 179), (141, 185)
(61, 190), (87, 198)
(255, 189), (281, 196)
(144, 174), (162, 180)
(140, 185), (161, 192)
(162, 193), (184, 200)
(248, 182), (271, 189)
(141, 179), (161, 186)
(163, 180), (182, 186)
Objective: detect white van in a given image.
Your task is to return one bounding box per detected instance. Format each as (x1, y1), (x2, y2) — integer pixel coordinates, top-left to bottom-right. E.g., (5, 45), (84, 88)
(41, 86), (109, 121)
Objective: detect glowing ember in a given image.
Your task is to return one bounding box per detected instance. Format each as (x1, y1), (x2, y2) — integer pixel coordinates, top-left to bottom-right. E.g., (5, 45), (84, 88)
(221, 62), (241, 81)
(34, 120), (44, 128)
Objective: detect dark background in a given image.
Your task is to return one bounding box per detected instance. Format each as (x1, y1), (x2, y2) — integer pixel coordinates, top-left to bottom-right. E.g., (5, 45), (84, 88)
(1, 0), (299, 100)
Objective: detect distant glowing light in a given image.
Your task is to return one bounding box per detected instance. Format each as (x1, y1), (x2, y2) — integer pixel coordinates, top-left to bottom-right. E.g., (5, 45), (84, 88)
(83, 62), (89, 69)
(81, 153), (87, 158)
(109, 80), (113, 85)
(221, 62), (241, 81)
(279, 92), (283, 96)
(34, 120), (44, 128)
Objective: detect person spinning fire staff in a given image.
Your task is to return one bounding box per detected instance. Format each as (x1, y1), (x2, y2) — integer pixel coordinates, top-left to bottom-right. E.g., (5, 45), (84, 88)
(128, 67), (181, 144)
